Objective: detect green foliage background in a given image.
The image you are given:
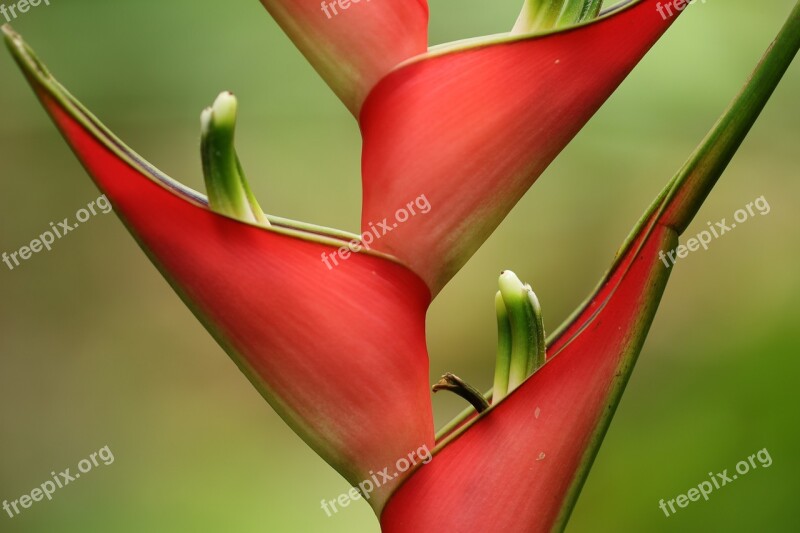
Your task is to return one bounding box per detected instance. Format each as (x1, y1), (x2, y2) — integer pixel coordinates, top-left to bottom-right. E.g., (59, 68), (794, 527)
(0, 1), (798, 531)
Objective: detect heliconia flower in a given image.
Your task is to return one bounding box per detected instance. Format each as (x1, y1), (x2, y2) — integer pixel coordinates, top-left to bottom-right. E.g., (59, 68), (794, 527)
(359, 0), (686, 294)
(5, 1), (796, 529)
(260, 0), (685, 293)
(2, 26), (435, 512)
(382, 7), (800, 530)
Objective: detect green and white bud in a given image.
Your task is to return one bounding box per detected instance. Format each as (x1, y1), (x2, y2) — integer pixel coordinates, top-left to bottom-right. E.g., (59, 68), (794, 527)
(201, 92), (269, 226)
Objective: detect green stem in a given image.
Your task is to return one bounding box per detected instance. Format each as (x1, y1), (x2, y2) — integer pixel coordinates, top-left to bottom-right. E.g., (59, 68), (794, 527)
(658, 1), (800, 235)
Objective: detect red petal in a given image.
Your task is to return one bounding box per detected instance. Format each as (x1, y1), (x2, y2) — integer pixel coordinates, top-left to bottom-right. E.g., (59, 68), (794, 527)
(5, 30), (434, 512)
(381, 5), (800, 523)
(381, 210), (675, 532)
(360, 0), (682, 293)
(260, 0), (429, 115)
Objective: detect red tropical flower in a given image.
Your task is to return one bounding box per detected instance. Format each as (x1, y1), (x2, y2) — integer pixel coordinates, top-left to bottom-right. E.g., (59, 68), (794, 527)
(262, 0), (686, 292)
(3, 27), (434, 511)
(2, 2), (685, 504)
(361, 0), (688, 293)
(382, 6), (800, 529)
(4, 1), (796, 530)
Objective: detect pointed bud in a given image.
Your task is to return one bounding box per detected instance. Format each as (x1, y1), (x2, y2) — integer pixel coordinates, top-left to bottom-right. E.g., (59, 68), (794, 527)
(497, 271), (547, 395)
(200, 92), (269, 226)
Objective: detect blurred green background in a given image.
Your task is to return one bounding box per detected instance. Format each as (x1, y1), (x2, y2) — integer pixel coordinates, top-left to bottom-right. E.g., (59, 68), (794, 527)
(1, 1), (798, 531)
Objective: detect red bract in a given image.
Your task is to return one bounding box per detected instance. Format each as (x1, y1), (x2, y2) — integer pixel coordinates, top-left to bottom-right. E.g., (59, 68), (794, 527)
(262, 0), (684, 293)
(383, 199), (676, 532)
(3, 28), (434, 511)
(360, 0), (683, 293)
(382, 5), (800, 528)
(259, 0), (429, 114)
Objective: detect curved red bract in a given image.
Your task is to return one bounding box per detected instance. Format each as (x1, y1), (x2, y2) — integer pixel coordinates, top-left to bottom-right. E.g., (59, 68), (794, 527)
(260, 0), (429, 115)
(360, 0), (681, 294)
(34, 84), (435, 513)
(381, 213), (676, 532)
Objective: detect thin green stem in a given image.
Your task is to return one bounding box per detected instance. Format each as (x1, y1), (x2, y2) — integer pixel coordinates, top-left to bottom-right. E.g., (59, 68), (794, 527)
(658, 1), (800, 234)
